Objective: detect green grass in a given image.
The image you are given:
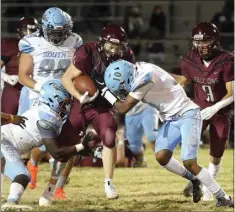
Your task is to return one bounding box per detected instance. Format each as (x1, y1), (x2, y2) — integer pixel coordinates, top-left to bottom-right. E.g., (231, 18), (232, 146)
(2, 146), (234, 211)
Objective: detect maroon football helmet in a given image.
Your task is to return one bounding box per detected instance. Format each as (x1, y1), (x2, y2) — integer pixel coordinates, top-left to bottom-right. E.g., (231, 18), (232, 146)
(17, 17), (39, 38)
(98, 24), (128, 62)
(192, 22), (220, 59)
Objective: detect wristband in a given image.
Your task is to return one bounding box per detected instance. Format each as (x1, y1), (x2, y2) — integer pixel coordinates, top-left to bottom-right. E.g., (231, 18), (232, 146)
(34, 82), (42, 93)
(102, 89), (117, 106)
(75, 143), (84, 152)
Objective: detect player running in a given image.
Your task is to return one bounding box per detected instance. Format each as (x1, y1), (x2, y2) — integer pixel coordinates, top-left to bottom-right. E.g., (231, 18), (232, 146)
(172, 22), (234, 201)
(17, 7), (82, 198)
(101, 60), (233, 207)
(1, 80), (89, 211)
(61, 24), (134, 199)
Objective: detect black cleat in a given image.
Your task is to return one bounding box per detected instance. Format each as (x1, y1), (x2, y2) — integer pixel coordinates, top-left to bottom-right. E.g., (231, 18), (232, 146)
(183, 181), (193, 197)
(216, 196), (234, 207)
(192, 179), (202, 203)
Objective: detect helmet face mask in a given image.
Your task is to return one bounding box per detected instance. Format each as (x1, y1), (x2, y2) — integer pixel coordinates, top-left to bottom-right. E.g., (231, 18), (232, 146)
(99, 24), (127, 62)
(192, 22), (220, 60)
(41, 7), (70, 46)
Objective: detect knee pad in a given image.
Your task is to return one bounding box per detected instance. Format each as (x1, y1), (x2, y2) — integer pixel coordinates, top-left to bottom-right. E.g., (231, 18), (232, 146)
(13, 174), (30, 189)
(101, 128), (116, 149)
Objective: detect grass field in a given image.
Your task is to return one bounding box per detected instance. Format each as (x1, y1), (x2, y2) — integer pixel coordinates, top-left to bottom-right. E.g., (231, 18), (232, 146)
(2, 146), (234, 212)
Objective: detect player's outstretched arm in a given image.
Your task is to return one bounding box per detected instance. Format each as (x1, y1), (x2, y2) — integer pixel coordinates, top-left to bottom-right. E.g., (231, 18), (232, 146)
(1, 113), (27, 127)
(62, 64), (83, 100)
(171, 74), (190, 88)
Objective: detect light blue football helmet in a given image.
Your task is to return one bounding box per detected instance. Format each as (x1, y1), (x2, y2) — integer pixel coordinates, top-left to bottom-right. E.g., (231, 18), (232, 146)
(39, 80), (72, 119)
(41, 7), (70, 46)
(104, 60), (134, 99)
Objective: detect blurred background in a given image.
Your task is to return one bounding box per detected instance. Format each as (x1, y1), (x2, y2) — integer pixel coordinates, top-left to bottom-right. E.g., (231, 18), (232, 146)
(1, 1), (234, 148)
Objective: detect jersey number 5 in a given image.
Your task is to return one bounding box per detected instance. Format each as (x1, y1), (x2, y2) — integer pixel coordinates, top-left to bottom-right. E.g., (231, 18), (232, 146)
(202, 85), (215, 102)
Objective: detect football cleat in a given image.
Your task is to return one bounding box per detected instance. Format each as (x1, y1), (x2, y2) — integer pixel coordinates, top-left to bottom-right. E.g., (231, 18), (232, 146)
(54, 187), (67, 200)
(216, 196), (234, 207)
(202, 186), (214, 201)
(39, 196), (53, 207)
(27, 160), (39, 189)
(104, 181), (119, 200)
(192, 179), (203, 203)
(2, 202), (33, 211)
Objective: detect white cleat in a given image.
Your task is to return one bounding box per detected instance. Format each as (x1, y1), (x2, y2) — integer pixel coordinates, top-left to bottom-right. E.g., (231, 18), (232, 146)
(104, 181), (119, 199)
(39, 196), (53, 206)
(2, 202), (33, 211)
(202, 187), (214, 201)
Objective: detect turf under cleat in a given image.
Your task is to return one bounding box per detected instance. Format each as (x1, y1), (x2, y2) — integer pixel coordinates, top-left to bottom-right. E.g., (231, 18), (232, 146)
(192, 179), (203, 203)
(27, 160), (39, 189)
(54, 187), (67, 200)
(216, 196), (234, 207)
(2, 202), (33, 211)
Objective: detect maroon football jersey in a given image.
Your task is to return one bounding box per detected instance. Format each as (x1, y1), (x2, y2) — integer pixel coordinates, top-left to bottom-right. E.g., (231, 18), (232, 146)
(181, 50), (234, 115)
(1, 38), (20, 75)
(72, 41), (135, 108)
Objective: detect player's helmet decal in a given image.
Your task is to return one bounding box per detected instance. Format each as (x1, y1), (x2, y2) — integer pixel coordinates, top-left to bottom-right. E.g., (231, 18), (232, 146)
(192, 22), (220, 59)
(98, 24), (128, 63)
(41, 7), (70, 46)
(104, 60), (133, 99)
(17, 17), (39, 38)
(39, 80), (72, 119)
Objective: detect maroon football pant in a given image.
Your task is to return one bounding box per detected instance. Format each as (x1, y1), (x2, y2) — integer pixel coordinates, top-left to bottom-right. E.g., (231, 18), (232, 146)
(202, 114), (231, 158)
(1, 85), (20, 125)
(58, 99), (118, 149)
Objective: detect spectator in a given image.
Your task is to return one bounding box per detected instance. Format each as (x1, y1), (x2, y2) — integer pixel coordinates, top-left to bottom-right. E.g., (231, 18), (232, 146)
(149, 5), (166, 39)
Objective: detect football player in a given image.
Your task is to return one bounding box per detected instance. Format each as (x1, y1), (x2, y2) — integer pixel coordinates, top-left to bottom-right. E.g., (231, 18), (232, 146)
(101, 60), (233, 207)
(1, 17), (38, 124)
(172, 22), (233, 201)
(17, 7), (82, 199)
(61, 24), (135, 199)
(1, 80), (88, 211)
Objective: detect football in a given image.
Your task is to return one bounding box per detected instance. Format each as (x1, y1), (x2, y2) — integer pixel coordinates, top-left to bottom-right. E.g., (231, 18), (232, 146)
(73, 75), (97, 96)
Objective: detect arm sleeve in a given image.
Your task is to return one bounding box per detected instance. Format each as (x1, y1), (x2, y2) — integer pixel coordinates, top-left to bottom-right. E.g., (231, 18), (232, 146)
(18, 37), (34, 54)
(72, 45), (92, 75)
(223, 60), (234, 83)
(37, 119), (57, 139)
(129, 82), (154, 100)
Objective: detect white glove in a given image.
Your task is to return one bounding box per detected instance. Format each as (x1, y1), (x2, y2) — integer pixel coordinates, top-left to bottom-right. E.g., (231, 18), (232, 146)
(34, 82), (43, 93)
(80, 90), (99, 105)
(201, 105), (219, 120)
(3, 74), (19, 86)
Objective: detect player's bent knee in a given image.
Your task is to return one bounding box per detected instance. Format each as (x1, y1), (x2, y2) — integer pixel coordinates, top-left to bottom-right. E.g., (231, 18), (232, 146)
(13, 174), (31, 189)
(101, 128), (116, 149)
(155, 150), (171, 166)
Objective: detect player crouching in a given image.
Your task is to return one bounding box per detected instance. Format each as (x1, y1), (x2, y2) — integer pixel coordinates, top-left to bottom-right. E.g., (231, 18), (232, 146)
(1, 80), (90, 211)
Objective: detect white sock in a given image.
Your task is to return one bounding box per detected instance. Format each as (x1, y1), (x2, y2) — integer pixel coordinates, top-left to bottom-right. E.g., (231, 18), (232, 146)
(49, 158), (55, 171)
(208, 162), (221, 179)
(7, 182), (25, 203)
(42, 183), (56, 198)
(1, 173), (4, 194)
(163, 157), (196, 181)
(104, 178), (112, 184)
(196, 168), (229, 199)
(56, 175), (67, 188)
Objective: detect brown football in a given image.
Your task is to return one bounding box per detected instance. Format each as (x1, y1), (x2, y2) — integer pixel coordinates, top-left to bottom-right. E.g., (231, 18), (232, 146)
(73, 75), (97, 96)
